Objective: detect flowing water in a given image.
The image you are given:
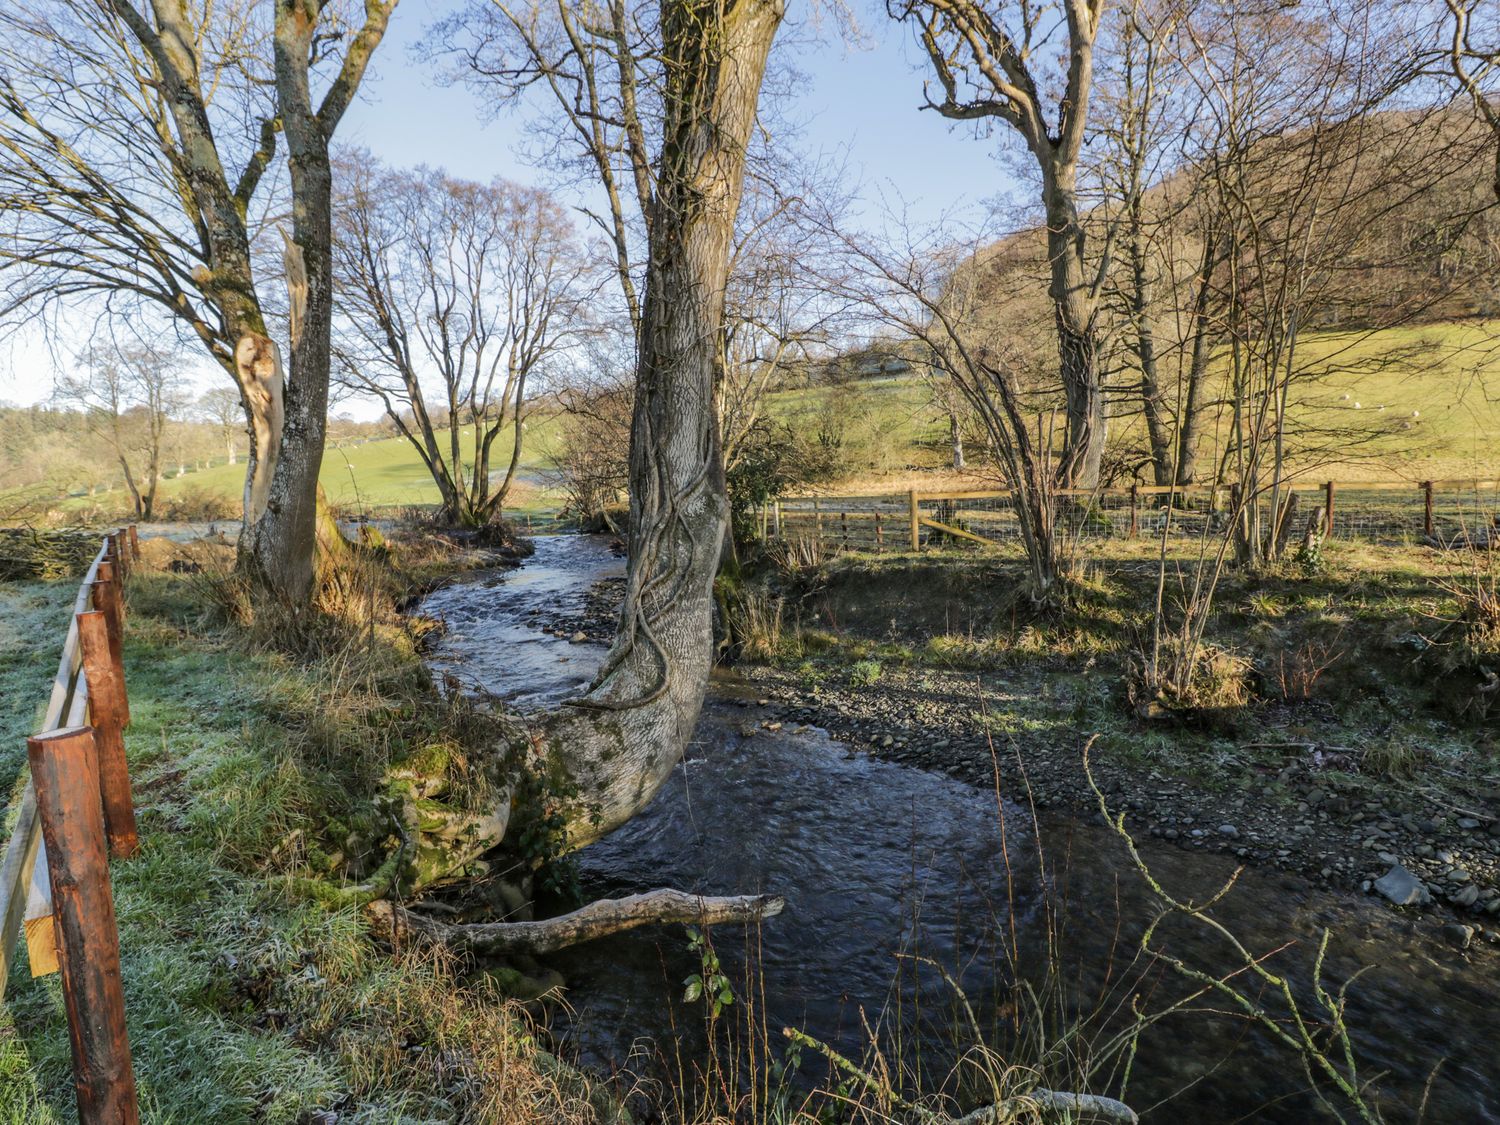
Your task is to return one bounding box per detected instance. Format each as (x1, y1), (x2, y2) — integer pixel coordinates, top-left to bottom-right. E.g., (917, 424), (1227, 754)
(420, 536), (1500, 1123)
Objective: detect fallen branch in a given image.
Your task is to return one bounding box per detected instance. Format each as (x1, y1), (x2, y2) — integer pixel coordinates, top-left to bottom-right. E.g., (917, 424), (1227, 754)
(367, 888), (785, 955)
(950, 1091), (1139, 1124)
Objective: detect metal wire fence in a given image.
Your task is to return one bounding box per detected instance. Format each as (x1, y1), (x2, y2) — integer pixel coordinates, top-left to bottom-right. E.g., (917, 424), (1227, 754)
(763, 479), (1500, 554)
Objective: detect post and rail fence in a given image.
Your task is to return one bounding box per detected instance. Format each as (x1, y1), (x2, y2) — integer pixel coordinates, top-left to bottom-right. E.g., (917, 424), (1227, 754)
(0, 525), (142, 1123)
(759, 479), (1500, 554)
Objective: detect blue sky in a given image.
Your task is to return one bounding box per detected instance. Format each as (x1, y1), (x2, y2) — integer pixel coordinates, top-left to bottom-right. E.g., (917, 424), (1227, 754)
(2, 1), (1021, 408)
(341, 0), (1020, 227)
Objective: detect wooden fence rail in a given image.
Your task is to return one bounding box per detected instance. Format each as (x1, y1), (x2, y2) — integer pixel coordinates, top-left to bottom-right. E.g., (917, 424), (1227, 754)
(0, 527), (141, 1123)
(763, 479), (1500, 553)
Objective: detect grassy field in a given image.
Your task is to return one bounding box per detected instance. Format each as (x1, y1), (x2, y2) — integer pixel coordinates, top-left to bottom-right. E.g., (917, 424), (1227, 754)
(781, 319), (1500, 496)
(53, 319), (1500, 524)
(65, 414), (569, 520)
(0, 562), (606, 1122)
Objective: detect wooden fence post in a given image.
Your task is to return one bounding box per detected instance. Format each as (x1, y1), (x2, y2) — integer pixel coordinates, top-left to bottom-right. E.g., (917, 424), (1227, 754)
(126, 525), (139, 562)
(106, 533), (124, 581)
(27, 726), (139, 1125)
(92, 566), (124, 675)
(840, 511), (848, 549)
(1423, 481), (1435, 538)
(908, 490), (921, 551)
(1128, 484), (1139, 539)
(1324, 481), (1336, 538)
(875, 511), (883, 553)
(77, 612), (137, 859)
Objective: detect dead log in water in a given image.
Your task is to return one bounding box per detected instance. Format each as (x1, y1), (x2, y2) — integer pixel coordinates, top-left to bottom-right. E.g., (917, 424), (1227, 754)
(368, 888), (784, 956)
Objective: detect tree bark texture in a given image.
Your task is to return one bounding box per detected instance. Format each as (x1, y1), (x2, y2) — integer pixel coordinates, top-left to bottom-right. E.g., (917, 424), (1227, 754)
(1045, 171), (1107, 489)
(237, 0), (394, 602)
(534, 0), (784, 849)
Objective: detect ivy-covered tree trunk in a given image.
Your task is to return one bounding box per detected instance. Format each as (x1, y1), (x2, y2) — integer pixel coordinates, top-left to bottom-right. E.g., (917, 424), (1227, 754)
(398, 0), (786, 894)
(540, 0), (785, 848)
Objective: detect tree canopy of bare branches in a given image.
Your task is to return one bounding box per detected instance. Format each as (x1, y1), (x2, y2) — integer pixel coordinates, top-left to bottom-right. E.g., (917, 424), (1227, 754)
(56, 344), (186, 520)
(0, 0), (396, 603)
(892, 0), (1111, 487)
(332, 154), (597, 527)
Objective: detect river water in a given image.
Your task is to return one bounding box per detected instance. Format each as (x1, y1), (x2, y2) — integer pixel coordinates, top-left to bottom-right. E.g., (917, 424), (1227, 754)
(419, 536), (1500, 1123)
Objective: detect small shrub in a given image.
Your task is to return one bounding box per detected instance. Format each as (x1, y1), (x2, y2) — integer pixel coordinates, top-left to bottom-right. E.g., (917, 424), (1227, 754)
(1128, 636), (1251, 719)
(1272, 633), (1345, 701)
(1244, 591), (1287, 618)
(768, 533), (828, 575)
(849, 659), (882, 687)
(722, 583), (784, 662)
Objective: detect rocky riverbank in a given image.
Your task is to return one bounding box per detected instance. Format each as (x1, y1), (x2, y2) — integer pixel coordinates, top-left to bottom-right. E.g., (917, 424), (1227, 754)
(735, 659), (1500, 947)
(536, 557), (1500, 950)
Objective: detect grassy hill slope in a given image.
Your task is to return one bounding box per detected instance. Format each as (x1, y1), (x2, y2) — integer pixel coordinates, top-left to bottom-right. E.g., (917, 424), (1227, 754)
(54, 320), (1500, 522)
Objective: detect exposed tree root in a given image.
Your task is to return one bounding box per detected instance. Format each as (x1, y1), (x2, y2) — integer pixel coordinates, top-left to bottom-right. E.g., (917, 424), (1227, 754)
(367, 888), (785, 956)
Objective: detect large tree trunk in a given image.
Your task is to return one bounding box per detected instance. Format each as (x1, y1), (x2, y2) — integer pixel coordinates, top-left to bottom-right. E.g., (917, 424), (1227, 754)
(238, 8), (340, 603)
(533, 0), (784, 851)
(1128, 231), (1173, 487)
(377, 0), (781, 925)
(1044, 174), (1105, 489)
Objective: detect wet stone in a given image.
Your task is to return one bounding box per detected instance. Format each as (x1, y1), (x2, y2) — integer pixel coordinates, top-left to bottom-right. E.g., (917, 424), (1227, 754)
(1452, 884), (1481, 909)
(1373, 864), (1432, 907)
(1442, 923), (1475, 950)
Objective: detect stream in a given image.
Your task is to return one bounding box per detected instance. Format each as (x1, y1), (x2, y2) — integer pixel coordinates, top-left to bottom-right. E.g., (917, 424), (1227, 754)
(419, 535), (1500, 1123)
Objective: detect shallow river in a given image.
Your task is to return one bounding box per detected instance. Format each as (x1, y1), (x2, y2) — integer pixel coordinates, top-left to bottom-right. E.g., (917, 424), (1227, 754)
(420, 536), (1500, 1123)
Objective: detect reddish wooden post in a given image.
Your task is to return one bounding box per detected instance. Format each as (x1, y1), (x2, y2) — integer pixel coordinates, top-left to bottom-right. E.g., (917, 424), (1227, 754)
(1128, 484), (1139, 538)
(1423, 481), (1435, 538)
(77, 612), (137, 858)
(107, 533), (126, 582)
(875, 511), (884, 553)
(126, 525), (140, 562)
(27, 726), (139, 1124)
(1324, 481), (1335, 538)
(92, 566), (125, 676)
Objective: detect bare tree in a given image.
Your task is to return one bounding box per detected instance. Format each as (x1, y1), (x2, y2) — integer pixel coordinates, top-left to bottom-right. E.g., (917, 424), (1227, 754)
(332, 155), (596, 527)
(891, 0), (1111, 487)
(1445, 0), (1500, 200)
(56, 345), (185, 519)
(380, 0), (788, 949)
(435, 0), (659, 336)
(436, 0), (832, 466)
(819, 210), (1067, 601)
(719, 167), (853, 470)
(0, 0), (396, 602)
(198, 386), (244, 465)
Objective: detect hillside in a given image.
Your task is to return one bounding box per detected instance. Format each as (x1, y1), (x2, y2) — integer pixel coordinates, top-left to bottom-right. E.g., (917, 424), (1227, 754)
(776, 320), (1500, 495)
(23, 317), (1500, 526)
